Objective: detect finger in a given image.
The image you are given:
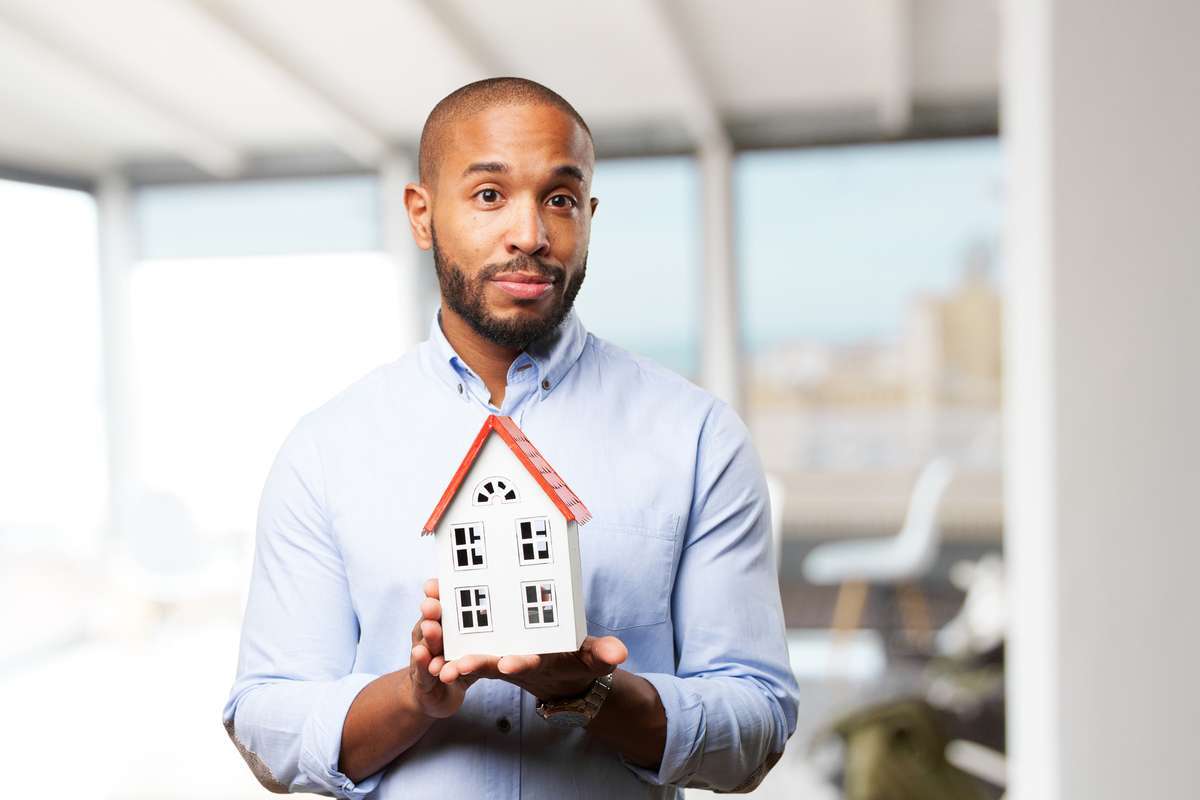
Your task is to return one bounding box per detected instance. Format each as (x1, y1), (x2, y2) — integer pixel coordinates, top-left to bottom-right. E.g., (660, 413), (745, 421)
(438, 658), (463, 684)
(453, 653), (502, 679)
(411, 644), (436, 691)
(411, 617), (424, 647)
(580, 636), (628, 673)
(429, 655), (445, 676)
(496, 654), (541, 675)
(420, 597), (442, 622)
(423, 577), (440, 600)
(420, 619), (443, 656)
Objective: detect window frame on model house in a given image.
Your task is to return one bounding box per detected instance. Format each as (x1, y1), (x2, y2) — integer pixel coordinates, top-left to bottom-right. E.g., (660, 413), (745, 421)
(472, 475), (519, 505)
(515, 516), (553, 565)
(521, 580), (558, 628)
(456, 585), (493, 633)
(451, 522), (487, 571)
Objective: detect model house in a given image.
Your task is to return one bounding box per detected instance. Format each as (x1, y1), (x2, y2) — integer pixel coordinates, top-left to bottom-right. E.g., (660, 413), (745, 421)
(422, 414), (592, 660)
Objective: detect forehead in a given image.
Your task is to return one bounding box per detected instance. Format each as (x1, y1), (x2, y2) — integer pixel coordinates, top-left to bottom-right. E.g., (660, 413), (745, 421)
(441, 103), (594, 183)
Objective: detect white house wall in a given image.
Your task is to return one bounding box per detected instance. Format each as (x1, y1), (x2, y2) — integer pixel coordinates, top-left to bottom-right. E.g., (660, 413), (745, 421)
(436, 434), (584, 659)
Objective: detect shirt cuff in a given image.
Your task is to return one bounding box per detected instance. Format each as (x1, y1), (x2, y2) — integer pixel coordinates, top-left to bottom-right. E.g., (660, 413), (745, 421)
(299, 672), (382, 799)
(621, 672), (706, 787)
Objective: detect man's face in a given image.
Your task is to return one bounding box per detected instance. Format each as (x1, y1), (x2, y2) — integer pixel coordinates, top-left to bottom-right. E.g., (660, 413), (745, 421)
(428, 103), (597, 348)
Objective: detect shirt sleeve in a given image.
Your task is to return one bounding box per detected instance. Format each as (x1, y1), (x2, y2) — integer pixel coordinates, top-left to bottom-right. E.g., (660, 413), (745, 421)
(222, 417), (384, 799)
(623, 400), (800, 792)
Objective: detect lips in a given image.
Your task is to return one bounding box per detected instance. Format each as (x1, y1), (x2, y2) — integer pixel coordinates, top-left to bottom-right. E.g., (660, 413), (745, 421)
(490, 272), (555, 300)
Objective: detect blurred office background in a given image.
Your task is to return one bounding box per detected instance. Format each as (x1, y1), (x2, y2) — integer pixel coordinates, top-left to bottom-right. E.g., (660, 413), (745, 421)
(1, 1), (1196, 799)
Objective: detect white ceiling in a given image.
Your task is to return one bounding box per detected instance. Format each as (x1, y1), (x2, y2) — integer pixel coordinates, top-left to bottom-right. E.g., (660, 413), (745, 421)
(0, 0), (999, 182)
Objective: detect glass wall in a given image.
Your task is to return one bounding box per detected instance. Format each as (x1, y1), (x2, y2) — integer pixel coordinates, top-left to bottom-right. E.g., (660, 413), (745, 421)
(576, 156), (701, 379)
(737, 138), (1004, 539)
(0, 179), (105, 555)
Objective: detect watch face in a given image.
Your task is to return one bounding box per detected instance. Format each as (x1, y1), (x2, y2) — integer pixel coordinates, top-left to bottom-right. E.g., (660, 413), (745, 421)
(543, 710), (590, 729)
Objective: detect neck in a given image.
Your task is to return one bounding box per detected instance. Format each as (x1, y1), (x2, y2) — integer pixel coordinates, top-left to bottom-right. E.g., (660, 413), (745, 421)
(439, 302), (522, 407)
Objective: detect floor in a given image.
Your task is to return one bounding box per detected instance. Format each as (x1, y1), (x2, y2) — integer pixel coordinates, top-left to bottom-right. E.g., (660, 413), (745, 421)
(1, 543), (992, 798)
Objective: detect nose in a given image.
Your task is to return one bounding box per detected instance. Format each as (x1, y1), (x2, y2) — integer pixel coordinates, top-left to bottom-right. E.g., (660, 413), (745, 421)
(504, 195), (550, 258)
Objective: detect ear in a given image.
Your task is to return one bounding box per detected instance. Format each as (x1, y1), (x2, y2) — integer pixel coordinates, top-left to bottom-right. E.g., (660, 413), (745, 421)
(404, 183), (434, 250)
(589, 196), (599, 219)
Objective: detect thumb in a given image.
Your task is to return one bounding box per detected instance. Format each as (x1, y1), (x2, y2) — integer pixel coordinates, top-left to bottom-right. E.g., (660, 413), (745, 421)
(580, 635), (627, 674)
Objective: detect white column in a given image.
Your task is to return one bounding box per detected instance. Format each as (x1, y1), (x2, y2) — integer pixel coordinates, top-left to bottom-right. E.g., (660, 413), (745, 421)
(96, 171), (137, 542)
(698, 135), (743, 413)
(1003, 2), (1200, 798)
(380, 150), (431, 348)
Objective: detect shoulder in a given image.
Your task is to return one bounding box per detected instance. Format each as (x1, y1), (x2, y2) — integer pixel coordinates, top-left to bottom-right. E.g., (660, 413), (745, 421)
(585, 333), (717, 411)
(585, 333), (749, 439)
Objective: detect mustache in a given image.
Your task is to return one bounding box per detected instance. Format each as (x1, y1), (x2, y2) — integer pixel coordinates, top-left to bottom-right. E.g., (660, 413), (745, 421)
(478, 255), (564, 283)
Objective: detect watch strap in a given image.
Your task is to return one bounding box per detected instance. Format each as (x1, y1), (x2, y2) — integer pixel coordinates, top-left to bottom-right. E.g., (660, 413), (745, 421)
(536, 672), (614, 724)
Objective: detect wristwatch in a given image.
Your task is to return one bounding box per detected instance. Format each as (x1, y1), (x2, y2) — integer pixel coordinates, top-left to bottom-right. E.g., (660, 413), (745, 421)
(535, 672), (615, 728)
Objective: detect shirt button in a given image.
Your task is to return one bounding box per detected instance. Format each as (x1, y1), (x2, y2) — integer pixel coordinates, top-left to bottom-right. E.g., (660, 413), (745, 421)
(496, 717), (512, 733)
(457, 384), (463, 394)
(541, 379), (550, 390)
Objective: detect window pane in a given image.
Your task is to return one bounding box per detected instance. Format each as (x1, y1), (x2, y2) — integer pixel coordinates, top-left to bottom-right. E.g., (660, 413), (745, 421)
(462, 611), (473, 629)
(129, 252), (405, 537)
(0, 179), (104, 553)
(576, 157), (700, 380)
(460, 589), (472, 607)
(136, 175), (379, 258)
(528, 607), (539, 625)
(525, 585), (537, 603)
(737, 138), (1003, 539)
(543, 606), (555, 623)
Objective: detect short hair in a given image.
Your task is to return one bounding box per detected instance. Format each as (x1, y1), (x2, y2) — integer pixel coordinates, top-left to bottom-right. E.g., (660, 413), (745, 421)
(418, 77), (594, 187)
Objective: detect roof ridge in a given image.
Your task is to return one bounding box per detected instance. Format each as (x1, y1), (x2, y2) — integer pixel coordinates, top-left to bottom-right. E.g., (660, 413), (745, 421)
(420, 415), (592, 535)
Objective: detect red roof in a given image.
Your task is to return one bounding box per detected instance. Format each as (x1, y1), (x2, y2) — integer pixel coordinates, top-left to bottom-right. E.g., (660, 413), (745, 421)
(421, 415), (592, 535)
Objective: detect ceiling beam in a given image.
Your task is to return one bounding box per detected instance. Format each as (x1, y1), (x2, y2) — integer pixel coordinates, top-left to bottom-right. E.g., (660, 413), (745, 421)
(184, 0), (391, 167)
(408, 0), (506, 78)
(640, 0), (729, 150)
(0, 3), (242, 177)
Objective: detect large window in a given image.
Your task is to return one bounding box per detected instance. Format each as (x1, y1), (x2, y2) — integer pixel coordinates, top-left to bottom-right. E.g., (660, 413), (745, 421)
(0, 179), (105, 553)
(576, 157), (700, 379)
(736, 138), (1003, 538)
(128, 176), (404, 538)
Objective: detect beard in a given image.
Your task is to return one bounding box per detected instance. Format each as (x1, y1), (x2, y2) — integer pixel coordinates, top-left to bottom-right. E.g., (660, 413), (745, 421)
(432, 224), (587, 349)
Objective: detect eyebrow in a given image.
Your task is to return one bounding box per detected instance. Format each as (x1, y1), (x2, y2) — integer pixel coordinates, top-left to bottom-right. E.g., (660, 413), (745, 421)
(462, 161), (507, 178)
(461, 161), (586, 184)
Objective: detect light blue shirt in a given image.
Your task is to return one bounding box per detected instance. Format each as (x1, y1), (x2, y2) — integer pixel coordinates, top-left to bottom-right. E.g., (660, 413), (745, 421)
(223, 307), (799, 798)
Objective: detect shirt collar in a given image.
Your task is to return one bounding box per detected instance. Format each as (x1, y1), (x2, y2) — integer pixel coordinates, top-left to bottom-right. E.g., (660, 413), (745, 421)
(425, 304), (589, 401)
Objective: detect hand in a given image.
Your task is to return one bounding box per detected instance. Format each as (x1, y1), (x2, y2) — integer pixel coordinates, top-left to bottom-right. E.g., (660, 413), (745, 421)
(437, 635), (628, 701)
(407, 578), (473, 719)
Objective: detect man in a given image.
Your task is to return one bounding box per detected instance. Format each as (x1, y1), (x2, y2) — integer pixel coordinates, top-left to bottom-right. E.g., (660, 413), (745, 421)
(223, 77), (798, 799)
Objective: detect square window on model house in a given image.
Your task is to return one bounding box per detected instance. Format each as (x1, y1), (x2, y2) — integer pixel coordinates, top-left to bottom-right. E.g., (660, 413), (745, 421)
(451, 522), (486, 570)
(456, 585), (492, 633)
(516, 517), (552, 564)
(522, 581), (558, 628)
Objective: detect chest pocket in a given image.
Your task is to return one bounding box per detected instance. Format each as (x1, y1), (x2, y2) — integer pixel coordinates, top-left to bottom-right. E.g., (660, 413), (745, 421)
(580, 508), (680, 630)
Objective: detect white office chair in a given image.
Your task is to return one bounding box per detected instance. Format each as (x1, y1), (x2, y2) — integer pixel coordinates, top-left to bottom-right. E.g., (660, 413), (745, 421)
(802, 458), (956, 643)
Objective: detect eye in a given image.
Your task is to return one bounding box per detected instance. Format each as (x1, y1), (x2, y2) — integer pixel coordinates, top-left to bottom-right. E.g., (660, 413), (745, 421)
(476, 188), (502, 204)
(547, 194), (578, 209)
